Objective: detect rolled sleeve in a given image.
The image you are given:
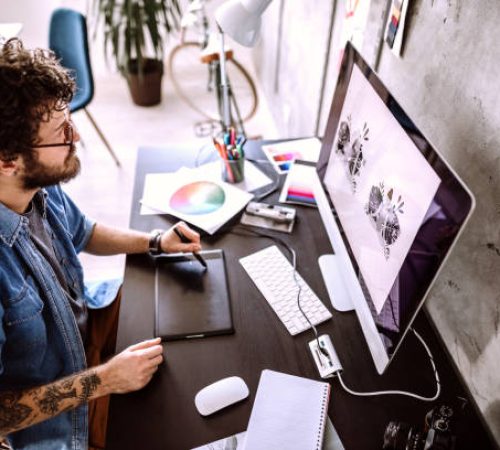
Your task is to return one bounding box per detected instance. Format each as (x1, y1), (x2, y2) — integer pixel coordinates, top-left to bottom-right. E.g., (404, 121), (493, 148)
(55, 186), (96, 253)
(73, 216), (96, 253)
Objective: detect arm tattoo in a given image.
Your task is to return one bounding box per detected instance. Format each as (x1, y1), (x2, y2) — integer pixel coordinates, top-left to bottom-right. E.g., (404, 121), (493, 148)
(0, 391), (32, 431)
(34, 382), (77, 415)
(0, 369), (103, 437)
(79, 372), (101, 402)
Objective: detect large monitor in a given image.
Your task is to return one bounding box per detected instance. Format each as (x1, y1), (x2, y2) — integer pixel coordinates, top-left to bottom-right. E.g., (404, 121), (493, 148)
(314, 42), (475, 374)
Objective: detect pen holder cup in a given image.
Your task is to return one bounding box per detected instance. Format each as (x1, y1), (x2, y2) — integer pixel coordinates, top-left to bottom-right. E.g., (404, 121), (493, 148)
(221, 156), (245, 183)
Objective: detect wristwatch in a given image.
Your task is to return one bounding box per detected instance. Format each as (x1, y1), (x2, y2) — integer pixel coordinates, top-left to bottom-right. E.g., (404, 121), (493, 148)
(148, 229), (164, 256)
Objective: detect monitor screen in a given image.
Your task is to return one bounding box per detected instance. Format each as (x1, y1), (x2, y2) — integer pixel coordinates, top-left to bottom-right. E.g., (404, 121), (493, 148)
(316, 42), (474, 372)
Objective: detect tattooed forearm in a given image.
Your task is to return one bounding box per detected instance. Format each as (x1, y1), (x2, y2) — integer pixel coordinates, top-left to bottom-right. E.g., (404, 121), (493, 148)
(79, 373), (101, 402)
(0, 391), (32, 431)
(34, 383), (77, 415)
(0, 368), (105, 438)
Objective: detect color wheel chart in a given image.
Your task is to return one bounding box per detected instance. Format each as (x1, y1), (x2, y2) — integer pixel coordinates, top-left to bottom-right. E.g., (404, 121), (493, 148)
(169, 181), (226, 215)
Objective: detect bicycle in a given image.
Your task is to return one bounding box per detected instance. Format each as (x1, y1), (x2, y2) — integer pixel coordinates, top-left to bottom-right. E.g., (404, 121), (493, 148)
(168, 0), (258, 137)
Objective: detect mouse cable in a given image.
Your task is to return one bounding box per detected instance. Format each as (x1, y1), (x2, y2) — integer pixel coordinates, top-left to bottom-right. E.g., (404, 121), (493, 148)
(227, 226), (325, 355)
(333, 328), (441, 402)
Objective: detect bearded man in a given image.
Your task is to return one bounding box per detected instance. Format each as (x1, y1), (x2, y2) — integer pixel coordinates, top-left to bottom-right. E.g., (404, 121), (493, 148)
(0, 38), (201, 450)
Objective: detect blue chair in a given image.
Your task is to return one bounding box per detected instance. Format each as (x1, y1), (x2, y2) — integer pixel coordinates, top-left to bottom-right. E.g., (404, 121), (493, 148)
(49, 8), (121, 166)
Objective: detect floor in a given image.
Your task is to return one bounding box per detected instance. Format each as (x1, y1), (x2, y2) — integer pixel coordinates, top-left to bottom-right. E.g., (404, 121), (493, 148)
(27, 2), (281, 282)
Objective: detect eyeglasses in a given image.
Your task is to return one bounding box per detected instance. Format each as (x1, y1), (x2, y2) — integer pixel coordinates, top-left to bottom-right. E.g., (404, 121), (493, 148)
(32, 113), (74, 149)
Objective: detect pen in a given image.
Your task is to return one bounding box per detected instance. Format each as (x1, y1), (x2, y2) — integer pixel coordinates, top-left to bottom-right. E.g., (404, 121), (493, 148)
(172, 226), (208, 269)
(230, 127), (235, 146)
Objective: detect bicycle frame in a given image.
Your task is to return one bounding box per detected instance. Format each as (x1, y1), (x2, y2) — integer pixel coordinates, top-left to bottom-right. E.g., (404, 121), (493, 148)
(180, 0), (247, 137)
(211, 58), (246, 137)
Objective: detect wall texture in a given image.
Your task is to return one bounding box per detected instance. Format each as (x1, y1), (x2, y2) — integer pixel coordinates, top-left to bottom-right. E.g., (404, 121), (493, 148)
(254, 0), (500, 443)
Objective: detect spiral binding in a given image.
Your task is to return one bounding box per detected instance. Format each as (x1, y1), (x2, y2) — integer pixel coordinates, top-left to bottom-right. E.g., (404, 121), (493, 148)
(316, 384), (330, 450)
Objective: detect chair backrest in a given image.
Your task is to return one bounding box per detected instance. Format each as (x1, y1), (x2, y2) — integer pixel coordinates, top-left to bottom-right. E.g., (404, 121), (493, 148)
(49, 8), (94, 112)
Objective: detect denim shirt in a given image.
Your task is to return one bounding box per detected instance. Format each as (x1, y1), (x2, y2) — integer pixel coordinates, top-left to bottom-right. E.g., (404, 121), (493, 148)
(0, 186), (116, 450)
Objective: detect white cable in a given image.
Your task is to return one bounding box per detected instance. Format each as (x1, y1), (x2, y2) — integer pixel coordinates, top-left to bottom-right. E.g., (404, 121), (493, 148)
(335, 328), (441, 402)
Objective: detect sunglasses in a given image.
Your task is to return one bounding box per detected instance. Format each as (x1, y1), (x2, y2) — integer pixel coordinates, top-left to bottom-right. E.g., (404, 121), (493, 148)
(32, 112), (74, 149)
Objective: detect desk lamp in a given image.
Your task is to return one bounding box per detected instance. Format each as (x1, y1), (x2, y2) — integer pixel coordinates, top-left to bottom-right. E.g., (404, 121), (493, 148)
(215, 0), (273, 133)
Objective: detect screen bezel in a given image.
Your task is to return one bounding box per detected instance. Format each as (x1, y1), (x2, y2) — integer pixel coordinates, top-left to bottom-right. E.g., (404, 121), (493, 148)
(316, 41), (475, 372)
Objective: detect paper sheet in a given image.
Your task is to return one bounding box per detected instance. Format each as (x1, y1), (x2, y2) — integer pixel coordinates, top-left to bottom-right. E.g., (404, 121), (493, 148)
(190, 418), (344, 450)
(262, 138), (321, 173)
(279, 162), (317, 207)
(140, 161), (271, 215)
(244, 370), (330, 450)
(140, 169), (253, 234)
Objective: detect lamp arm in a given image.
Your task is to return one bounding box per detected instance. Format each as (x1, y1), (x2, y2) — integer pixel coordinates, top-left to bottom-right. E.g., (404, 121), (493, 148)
(218, 26), (232, 132)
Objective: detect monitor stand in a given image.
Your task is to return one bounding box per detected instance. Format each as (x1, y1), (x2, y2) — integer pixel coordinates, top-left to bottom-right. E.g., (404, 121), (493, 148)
(318, 254), (354, 312)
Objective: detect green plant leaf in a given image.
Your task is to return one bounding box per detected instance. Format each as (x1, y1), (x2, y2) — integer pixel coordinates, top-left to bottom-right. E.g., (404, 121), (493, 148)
(92, 0), (183, 79)
(144, 0), (162, 60)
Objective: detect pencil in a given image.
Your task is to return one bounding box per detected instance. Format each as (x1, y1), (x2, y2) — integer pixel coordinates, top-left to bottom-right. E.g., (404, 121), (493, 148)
(172, 227), (207, 269)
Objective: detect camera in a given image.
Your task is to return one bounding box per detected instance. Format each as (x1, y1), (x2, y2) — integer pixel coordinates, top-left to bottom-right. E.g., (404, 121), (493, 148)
(383, 405), (456, 450)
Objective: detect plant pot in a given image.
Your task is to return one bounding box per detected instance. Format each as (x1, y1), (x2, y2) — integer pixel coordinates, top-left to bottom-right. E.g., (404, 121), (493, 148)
(127, 58), (164, 106)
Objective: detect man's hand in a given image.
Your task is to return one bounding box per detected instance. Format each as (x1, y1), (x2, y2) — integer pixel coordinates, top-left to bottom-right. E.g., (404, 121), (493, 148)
(101, 338), (164, 394)
(0, 339), (163, 438)
(160, 221), (201, 254)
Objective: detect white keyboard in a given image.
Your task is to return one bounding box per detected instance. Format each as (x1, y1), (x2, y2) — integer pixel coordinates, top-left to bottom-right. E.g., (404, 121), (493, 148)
(239, 245), (332, 336)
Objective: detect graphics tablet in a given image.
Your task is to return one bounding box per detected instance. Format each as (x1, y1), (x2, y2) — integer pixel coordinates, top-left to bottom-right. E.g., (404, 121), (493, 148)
(154, 249), (233, 341)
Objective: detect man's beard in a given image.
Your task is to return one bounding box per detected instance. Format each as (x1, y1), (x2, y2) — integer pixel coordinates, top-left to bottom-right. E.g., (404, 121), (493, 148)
(21, 145), (81, 190)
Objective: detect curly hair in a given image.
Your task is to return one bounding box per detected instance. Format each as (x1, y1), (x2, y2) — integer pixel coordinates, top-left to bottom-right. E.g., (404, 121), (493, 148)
(0, 38), (75, 162)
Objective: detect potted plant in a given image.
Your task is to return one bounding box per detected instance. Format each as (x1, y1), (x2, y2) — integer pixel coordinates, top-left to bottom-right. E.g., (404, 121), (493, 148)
(93, 0), (182, 106)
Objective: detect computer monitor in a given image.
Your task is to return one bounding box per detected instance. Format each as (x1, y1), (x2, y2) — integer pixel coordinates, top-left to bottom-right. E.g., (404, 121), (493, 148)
(314, 42), (475, 374)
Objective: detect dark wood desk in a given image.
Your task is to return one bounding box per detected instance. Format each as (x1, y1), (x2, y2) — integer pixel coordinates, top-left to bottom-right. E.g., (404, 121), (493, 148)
(106, 143), (495, 450)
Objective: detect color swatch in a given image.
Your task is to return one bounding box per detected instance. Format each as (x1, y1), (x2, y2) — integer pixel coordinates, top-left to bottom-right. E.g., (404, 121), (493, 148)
(169, 181), (225, 215)
(285, 186), (316, 206)
(272, 151), (302, 162)
(262, 139), (322, 174)
(279, 161), (318, 208)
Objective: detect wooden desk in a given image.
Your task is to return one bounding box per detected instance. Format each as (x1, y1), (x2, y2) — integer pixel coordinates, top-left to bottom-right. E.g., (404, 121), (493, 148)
(106, 143), (494, 449)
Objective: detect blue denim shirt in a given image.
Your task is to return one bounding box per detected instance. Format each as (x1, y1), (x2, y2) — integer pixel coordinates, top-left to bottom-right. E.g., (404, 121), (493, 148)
(0, 186), (119, 450)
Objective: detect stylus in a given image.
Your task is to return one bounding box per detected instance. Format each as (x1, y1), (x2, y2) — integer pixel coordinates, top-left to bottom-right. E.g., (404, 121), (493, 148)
(173, 227), (208, 269)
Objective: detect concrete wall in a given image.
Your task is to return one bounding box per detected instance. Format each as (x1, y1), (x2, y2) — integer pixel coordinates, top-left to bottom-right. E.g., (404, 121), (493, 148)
(254, 0), (500, 443)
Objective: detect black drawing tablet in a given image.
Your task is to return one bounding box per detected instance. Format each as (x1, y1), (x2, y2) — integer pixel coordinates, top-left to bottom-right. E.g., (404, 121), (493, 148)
(154, 249), (233, 341)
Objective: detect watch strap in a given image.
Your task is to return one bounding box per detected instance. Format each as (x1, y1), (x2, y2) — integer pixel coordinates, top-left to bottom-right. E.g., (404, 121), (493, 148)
(148, 229), (164, 255)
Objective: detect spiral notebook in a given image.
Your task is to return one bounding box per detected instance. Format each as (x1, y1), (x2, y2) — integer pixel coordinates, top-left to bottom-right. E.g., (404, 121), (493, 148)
(244, 370), (331, 450)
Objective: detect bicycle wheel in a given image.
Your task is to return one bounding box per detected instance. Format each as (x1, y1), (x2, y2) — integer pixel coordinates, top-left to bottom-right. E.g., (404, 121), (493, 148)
(168, 42), (258, 122)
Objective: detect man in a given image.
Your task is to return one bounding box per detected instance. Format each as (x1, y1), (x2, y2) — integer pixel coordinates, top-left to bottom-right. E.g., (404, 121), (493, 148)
(0, 38), (202, 449)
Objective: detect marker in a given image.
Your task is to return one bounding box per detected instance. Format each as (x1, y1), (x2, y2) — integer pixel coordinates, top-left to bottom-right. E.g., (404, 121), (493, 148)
(172, 227), (207, 269)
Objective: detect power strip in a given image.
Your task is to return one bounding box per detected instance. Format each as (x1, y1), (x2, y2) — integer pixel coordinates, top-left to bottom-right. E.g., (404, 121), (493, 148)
(309, 334), (343, 379)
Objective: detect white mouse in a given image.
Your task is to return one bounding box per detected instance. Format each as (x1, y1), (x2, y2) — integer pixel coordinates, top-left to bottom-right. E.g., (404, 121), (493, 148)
(194, 376), (249, 416)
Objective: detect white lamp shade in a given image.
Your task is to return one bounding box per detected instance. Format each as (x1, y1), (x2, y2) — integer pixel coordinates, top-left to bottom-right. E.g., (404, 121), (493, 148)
(215, 0), (273, 47)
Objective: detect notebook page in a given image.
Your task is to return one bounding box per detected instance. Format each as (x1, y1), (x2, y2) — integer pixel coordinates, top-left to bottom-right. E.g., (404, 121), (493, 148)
(244, 370), (330, 450)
